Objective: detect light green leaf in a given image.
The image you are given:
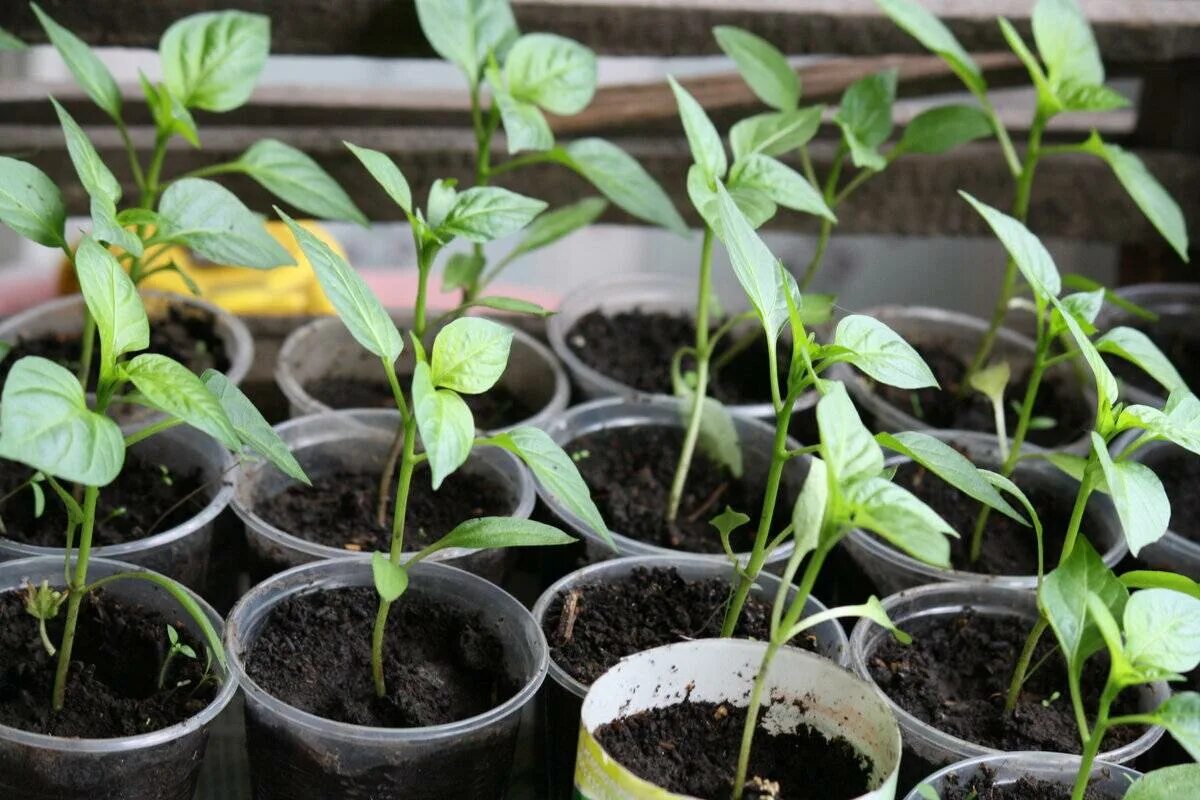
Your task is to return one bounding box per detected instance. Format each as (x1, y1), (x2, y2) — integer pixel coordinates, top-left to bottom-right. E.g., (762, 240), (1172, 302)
(1056, 80), (1129, 112)
(729, 107), (823, 160)
(872, 0), (984, 97)
(31, 3), (121, 121)
(160, 11), (269, 112)
(345, 142), (412, 214)
(833, 314), (937, 389)
(1123, 589), (1200, 674)
(74, 236), (149, 374)
(277, 209), (403, 363)
(412, 361), (475, 490)
(713, 26), (798, 111)
(1150, 692), (1200, 761)
(0, 25), (26, 51)
(1055, 289), (1105, 332)
(123, 354), (240, 449)
(711, 506), (750, 553)
(1125, 765), (1200, 800)
(792, 457), (828, 558)
(427, 516), (575, 551)
(1056, 298), (1118, 414)
(834, 70), (898, 170)
(1031, 0), (1104, 89)
(139, 72), (200, 147)
(961, 191), (1061, 299)
(442, 252), (486, 292)
(431, 317), (513, 394)
(1121, 570), (1200, 601)
(1039, 536), (1128, 678)
(372, 553), (408, 602)
(492, 82), (554, 153)
(0, 156), (66, 247)
(668, 76), (727, 182)
(505, 33), (596, 115)
(969, 360), (1010, 404)
(427, 179), (459, 228)
(817, 382), (883, 483)
(50, 98), (119, 204)
(415, 0), (518, 85)
(0, 357), (124, 486)
(562, 139), (687, 234)
(90, 197), (144, 258)
(845, 477), (953, 567)
(673, 366), (743, 477)
(467, 296), (551, 317)
(899, 105), (994, 155)
(157, 179), (294, 269)
(688, 166), (776, 230)
(440, 186), (547, 243)
(506, 197), (607, 261)
(236, 139), (366, 225)
(1096, 327), (1187, 395)
(202, 370), (309, 484)
(712, 182), (785, 339)
(998, 18), (1057, 111)
(731, 154), (835, 221)
(1092, 432), (1170, 556)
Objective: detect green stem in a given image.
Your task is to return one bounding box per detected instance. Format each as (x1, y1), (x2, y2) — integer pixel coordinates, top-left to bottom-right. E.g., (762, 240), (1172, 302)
(123, 418), (184, 449)
(732, 640), (781, 800)
(140, 132), (170, 209)
(1059, 464), (1097, 563)
(485, 150), (558, 178)
(1070, 683), (1115, 800)
(157, 649), (177, 690)
(1004, 616), (1049, 712)
(800, 217), (833, 292)
(117, 122), (146, 191)
(51, 484), (98, 711)
(77, 311), (96, 388)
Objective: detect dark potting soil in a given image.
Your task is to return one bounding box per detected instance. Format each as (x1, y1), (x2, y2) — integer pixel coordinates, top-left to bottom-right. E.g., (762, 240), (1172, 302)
(594, 699), (873, 800)
(0, 590), (216, 736)
(1153, 448), (1200, 543)
(868, 611), (1144, 754)
(876, 344), (1091, 448)
(0, 304), (230, 392)
(305, 375), (537, 430)
(255, 466), (510, 552)
(244, 586), (518, 727)
(566, 309), (785, 405)
(544, 567), (807, 686)
(0, 457), (207, 547)
(936, 766), (1110, 800)
(568, 426), (779, 553)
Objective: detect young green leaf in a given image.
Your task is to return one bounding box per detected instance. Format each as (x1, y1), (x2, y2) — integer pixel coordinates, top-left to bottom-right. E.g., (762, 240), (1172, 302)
(431, 317), (513, 394)
(561, 139), (687, 234)
(689, 166), (776, 230)
(74, 236), (149, 373)
(31, 3), (122, 121)
(426, 516), (575, 552)
(440, 187), (548, 243)
(1054, 289), (1105, 333)
(1091, 432), (1170, 556)
(712, 182), (785, 339)
(427, 179), (459, 229)
(833, 315), (937, 389)
(1148, 692), (1200, 760)
(140, 72), (200, 147)
(1122, 570), (1200, 601)
(713, 26), (798, 111)
(371, 552), (408, 602)
(817, 382), (884, 483)
(1056, 80), (1129, 113)
(412, 362), (475, 489)
(668, 76), (728, 183)
(90, 197), (144, 258)
(277, 209), (403, 363)
(729, 107), (823, 160)
(50, 97), (120, 205)
(1096, 327), (1187, 394)
(731, 154), (835, 221)
(834, 70), (898, 170)
(0, 156), (66, 247)
(1031, 0), (1104, 90)
(505, 197), (607, 261)
(898, 105), (994, 155)
(872, 0), (984, 97)
(1039, 536), (1129, 678)
(968, 360), (1011, 456)
(415, 0), (518, 85)
(160, 11), (270, 112)
(711, 506), (751, 554)
(504, 33), (597, 115)
(157, 179), (293, 269)
(0, 357), (124, 486)
(202, 370), (309, 484)
(123, 354), (240, 450)
(1122, 392), (1200, 456)
(845, 478), (953, 567)
(998, 18), (1057, 112)
(0, 25), (25, 50)
(491, 77), (554, 154)
(961, 192), (1061, 299)
(792, 457), (828, 559)
(1123, 588), (1200, 674)
(1125, 765), (1200, 800)
(465, 296), (551, 317)
(442, 252), (487, 292)
(344, 142), (412, 214)
(235, 140), (367, 225)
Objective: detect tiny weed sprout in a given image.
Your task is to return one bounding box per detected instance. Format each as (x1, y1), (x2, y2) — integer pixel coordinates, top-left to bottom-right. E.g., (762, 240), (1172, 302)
(23, 579), (66, 657)
(157, 624), (198, 690)
(278, 155), (611, 697)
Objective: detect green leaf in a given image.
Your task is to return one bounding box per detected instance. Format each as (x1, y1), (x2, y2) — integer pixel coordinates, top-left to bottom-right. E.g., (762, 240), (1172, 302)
(505, 33), (596, 115)
(845, 477), (953, 567)
(50, 97), (119, 205)
(1039, 536), (1128, 678)
(713, 26), (798, 111)
(1055, 289), (1105, 333)
(833, 315), (937, 390)
(561, 139), (687, 234)
(0, 25), (26, 51)
(961, 191), (1061, 299)
(117, 208), (162, 228)
(90, 197), (144, 258)
(1123, 588), (1200, 674)
(201, 370), (309, 484)
(672, 367), (743, 477)
(968, 360), (1010, 404)
(872, 0), (984, 97)
(440, 187), (548, 243)
(1031, 0), (1104, 90)
(1083, 134), (1189, 263)
(123, 354), (240, 450)
(729, 107), (823, 161)
(1121, 570), (1200, 601)
(415, 0), (518, 85)
(31, 3), (121, 121)
(428, 516), (575, 551)
(157, 179), (294, 269)
(235, 140), (366, 225)
(467, 296), (551, 317)
(371, 553), (408, 602)
(427, 179), (459, 228)
(492, 81), (554, 154)
(139, 72), (200, 147)
(858, 596), (913, 645)
(0, 156), (66, 247)
(899, 105), (994, 155)
(688, 166), (775, 230)
(489, 426), (612, 549)
(412, 362), (474, 490)
(442, 252), (487, 292)
(277, 209), (402, 363)
(506, 197), (607, 261)
(834, 71), (898, 170)
(668, 76), (727, 182)
(711, 182), (785, 339)
(711, 506), (751, 554)
(817, 382), (884, 483)
(1123, 392), (1200, 456)
(345, 142), (412, 214)
(431, 317), (513, 394)
(74, 236), (149, 374)
(998, 18), (1057, 112)
(1150, 692), (1200, 761)
(0, 357), (124, 486)
(792, 457), (828, 558)
(1056, 80), (1129, 112)
(1125, 765), (1200, 800)
(1096, 327), (1187, 394)
(1091, 432), (1170, 556)
(160, 11), (269, 112)
(731, 154), (835, 221)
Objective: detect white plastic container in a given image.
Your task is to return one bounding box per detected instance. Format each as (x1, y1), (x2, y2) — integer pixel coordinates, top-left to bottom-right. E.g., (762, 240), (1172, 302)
(902, 752), (1142, 800)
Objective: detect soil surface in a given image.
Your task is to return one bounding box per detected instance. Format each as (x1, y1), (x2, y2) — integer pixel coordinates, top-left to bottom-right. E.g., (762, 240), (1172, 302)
(568, 426), (782, 553)
(1153, 448), (1200, 543)
(594, 698), (873, 800)
(869, 611), (1145, 754)
(0, 304), (230, 392)
(306, 375), (537, 430)
(875, 343), (1091, 448)
(255, 466), (510, 552)
(566, 309), (785, 405)
(245, 586), (518, 727)
(1105, 318), (1200, 398)
(544, 567), (808, 686)
(936, 766), (1109, 800)
(0, 589), (216, 736)
(0, 457), (207, 547)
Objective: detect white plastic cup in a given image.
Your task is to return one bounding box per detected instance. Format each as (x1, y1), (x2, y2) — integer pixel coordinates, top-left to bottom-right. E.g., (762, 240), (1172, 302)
(902, 751), (1142, 800)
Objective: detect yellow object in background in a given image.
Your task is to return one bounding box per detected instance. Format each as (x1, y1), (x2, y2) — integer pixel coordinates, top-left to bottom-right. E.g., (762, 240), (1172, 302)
(58, 220), (340, 316)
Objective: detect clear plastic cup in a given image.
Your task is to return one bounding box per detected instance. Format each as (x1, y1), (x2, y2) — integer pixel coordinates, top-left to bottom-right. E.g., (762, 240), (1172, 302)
(849, 583), (1167, 795)
(225, 556), (547, 798)
(1099, 283), (1200, 407)
(1126, 439), (1200, 581)
(538, 396), (804, 567)
(275, 315), (569, 432)
(902, 752), (1142, 800)
(532, 554), (852, 799)
(0, 423), (234, 591)
(0, 556), (238, 799)
(230, 409), (535, 583)
(575, 639), (902, 799)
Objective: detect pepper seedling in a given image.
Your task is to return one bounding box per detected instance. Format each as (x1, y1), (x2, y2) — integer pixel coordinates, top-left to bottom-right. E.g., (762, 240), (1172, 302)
(157, 624), (198, 690)
(278, 170), (612, 697)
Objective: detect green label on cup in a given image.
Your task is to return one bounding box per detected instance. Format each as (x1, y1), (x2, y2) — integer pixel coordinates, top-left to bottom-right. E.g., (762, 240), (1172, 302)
(573, 724), (686, 799)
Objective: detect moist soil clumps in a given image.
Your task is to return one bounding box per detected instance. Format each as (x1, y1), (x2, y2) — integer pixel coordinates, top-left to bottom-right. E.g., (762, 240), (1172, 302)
(594, 699), (874, 800)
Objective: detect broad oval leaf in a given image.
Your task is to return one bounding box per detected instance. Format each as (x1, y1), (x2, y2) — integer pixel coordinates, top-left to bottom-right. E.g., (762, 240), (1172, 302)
(160, 11), (269, 112)
(0, 356), (124, 486)
(732, 154), (835, 222)
(413, 362), (474, 490)
(202, 370), (309, 484)
(1096, 327), (1187, 395)
(415, 0), (518, 84)
(1123, 588), (1200, 674)
(428, 516), (575, 552)
(1039, 536), (1128, 676)
(32, 3), (121, 121)
(899, 104), (994, 155)
(237, 140), (366, 225)
(713, 26), (798, 111)
(440, 187), (547, 243)
(1091, 431), (1170, 556)
(669, 76), (727, 182)
(0, 156), (66, 247)
(835, 70), (898, 170)
(562, 138), (687, 234)
(1150, 692), (1200, 761)
(74, 236), (149, 374)
(729, 107), (823, 161)
(1125, 764), (1200, 800)
(817, 382), (884, 483)
(506, 197), (607, 261)
(845, 477), (953, 567)
(833, 314), (937, 390)
(872, 0), (984, 97)
(431, 317), (513, 394)
(961, 192), (1061, 299)
(157, 179), (293, 269)
(345, 142), (412, 214)
(51, 98), (119, 205)
(712, 182), (785, 339)
(123, 354), (240, 450)
(371, 552), (408, 602)
(1031, 0), (1104, 89)
(505, 33), (597, 115)
(792, 456), (828, 559)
